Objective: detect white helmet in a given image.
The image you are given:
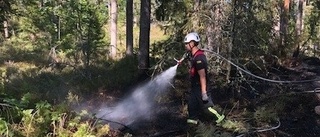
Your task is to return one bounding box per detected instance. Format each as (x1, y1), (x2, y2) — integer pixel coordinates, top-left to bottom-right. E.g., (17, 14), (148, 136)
(184, 32), (200, 43)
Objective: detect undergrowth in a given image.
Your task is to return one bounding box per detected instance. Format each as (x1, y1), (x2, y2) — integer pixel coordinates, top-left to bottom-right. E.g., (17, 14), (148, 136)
(0, 45), (139, 136)
(0, 97), (130, 137)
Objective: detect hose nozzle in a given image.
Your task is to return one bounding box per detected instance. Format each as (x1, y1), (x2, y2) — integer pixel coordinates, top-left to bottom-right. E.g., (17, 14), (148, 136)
(174, 52), (188, 66)
(174, 57), (185, 65)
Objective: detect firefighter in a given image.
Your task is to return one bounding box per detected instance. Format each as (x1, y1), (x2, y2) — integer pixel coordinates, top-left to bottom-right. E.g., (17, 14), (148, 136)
(183, 32), (213, 125)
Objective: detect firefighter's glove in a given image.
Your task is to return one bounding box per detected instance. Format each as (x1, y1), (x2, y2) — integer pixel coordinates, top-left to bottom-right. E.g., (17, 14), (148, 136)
(202, 93), (209, 103)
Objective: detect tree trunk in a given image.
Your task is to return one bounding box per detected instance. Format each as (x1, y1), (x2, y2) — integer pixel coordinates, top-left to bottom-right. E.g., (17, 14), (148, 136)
(126, 0), (134, 56)
(138, 0), (151, 78)
(3, 20), (9, 38)
(227, 0), (236, 83)
(295, 0), (304, 37)
(293, 0), (305, 57)
(133, 2), (139, 27)
(204, 1), (223, 75)
(57, 16), (61, 41)
(273, 0), (280, 51)
(109, 0), (118, 59)
(279, 0), (290, 57)
(192, 0), (200, 30)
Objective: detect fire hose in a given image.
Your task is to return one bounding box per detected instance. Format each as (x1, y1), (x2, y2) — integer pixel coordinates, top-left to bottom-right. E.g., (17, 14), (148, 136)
(201, 48), (320, 84)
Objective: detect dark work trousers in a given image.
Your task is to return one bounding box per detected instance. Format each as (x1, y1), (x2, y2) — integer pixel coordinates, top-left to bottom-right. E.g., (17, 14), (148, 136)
(187, 86), (214, 120)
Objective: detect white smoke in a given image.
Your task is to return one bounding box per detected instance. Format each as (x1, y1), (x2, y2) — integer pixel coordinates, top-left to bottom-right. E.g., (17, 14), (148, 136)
(96, 65), (178, 126)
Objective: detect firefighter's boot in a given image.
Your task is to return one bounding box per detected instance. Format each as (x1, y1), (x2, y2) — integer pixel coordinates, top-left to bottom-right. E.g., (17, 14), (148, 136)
(186, 119), (198, 136)
(208, 107), (225, 124)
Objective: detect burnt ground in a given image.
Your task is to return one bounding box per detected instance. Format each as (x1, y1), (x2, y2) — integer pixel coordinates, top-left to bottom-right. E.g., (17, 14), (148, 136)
(94, 57), (320, 137)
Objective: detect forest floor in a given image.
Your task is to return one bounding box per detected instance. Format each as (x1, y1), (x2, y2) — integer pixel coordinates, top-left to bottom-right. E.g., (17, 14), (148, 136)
(88, 57), (320, 137)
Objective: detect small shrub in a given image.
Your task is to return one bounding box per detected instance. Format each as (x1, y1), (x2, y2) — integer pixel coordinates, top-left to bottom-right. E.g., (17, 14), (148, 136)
(96, 124), (111, 137)
(219, 119), (247, 133)
(0, 118), (13, 137)
(254, 106), (278, 125)
(195, 122), (233, 137)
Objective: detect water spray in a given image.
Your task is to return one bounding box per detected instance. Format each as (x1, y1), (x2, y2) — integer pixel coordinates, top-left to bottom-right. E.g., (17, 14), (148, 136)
(95, 64), (179, 130)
